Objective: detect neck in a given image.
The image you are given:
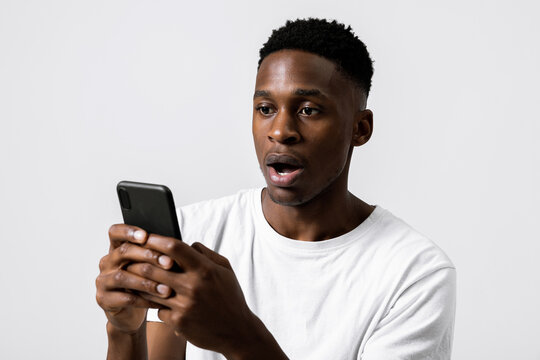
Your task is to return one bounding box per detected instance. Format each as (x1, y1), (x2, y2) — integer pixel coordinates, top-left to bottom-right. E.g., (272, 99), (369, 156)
(261, 182), (374, 242)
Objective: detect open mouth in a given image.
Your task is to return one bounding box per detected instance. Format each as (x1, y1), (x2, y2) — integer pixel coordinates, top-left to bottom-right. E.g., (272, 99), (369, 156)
(271, 163), (302, 176)
(265, 154), (304, 186)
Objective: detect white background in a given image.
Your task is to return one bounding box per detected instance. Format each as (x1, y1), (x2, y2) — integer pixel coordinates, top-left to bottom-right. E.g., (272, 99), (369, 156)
(1, 0), (539, 359)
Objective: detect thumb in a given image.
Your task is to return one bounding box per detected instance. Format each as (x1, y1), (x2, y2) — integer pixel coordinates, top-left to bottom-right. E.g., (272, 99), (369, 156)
(191, 242), (233, 270)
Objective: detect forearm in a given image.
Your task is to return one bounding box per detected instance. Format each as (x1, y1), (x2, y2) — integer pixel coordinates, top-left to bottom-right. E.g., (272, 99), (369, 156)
(106, 321), (148, 360)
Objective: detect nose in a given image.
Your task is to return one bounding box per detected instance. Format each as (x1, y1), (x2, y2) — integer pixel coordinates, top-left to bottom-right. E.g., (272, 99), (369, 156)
(268, 109), (301, 144)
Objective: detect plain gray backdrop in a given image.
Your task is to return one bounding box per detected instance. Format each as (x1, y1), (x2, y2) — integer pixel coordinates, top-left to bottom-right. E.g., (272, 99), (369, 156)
(1, 0), (539, 359)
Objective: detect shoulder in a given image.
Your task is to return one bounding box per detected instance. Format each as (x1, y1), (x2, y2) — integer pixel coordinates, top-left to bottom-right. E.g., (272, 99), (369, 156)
(365, 207), (455, 297)
(179, 188), (258, 224)
(176, 188), (260, 246)
(361, 208), (456, 351)
(370, 207), (454, 268)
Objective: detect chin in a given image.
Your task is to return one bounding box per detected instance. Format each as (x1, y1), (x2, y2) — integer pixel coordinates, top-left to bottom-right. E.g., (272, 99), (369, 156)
(266, 186), (313, 207)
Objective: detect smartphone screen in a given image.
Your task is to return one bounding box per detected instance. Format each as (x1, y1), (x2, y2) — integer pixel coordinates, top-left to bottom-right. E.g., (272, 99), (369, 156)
(117, 181), (181, 240)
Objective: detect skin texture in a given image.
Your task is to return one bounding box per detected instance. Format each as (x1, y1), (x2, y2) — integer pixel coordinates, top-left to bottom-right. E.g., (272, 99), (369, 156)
(96, 225), (173, 334)
(253, 50), (374, 240)
(96, 225), (180, 360)
(96, 226), (285, 360)
(96, 49), (374, 359)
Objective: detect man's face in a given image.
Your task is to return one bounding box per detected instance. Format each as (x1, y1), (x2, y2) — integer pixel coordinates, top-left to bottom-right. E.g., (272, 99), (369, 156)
(253, 49), (366, 206)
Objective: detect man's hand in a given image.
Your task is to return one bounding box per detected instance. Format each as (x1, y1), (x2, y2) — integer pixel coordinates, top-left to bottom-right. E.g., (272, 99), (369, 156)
(126, 235), (288, 359)
(95, 224), (175, 334)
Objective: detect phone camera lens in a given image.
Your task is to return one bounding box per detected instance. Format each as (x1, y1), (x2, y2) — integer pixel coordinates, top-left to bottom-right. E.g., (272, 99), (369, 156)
(118, 188), (131, 210)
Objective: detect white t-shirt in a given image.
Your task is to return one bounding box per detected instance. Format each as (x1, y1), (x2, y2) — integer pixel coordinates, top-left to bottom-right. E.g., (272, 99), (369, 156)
(147, 188), (456, 359)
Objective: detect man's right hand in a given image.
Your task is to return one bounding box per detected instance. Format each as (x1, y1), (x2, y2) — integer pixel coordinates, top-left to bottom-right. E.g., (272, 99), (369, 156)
(95, 224), (174, 334)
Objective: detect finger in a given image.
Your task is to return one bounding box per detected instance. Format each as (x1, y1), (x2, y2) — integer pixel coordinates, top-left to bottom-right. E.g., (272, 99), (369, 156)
(108, 223), (148, 249)
(100, 269), (172, 298)
(139, 291), (190, 311)
(125, 263), (190, 293)
(97, 291), (162, 311)
(139, 292), (174, 309)
(145, 234), (205, 271)
(157, 308), (174, 325)
(191, 242), (232, 270)
(156, 308), (186, 336)
(108, 242), (173, 270)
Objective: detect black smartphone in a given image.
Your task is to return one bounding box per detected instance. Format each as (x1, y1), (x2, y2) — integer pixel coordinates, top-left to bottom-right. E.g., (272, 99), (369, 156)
(117, 180), (181, 240)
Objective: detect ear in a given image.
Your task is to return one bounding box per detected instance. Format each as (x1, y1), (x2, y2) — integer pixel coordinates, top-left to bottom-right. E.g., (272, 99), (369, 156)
(352, 109), (373, 146)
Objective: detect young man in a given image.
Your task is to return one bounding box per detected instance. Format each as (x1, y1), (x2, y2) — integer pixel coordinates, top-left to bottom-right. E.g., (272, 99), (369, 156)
(96, 19), (456, 359)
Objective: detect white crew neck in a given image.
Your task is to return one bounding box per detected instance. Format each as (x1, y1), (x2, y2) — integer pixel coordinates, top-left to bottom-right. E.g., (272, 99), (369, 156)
(250, 188), (385, 253)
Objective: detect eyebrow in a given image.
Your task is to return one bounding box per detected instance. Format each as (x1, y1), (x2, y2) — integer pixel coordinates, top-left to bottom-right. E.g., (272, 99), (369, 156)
(294, 88), (323, 97)
(254, 90), (270, 98)
(253, 88), (326, 99)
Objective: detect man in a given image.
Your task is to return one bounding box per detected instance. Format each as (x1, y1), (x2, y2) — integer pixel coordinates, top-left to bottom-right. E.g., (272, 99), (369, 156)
(96, 18), (456, 359)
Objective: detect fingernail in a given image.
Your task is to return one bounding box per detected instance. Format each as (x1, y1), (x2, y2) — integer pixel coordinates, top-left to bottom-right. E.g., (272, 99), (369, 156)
(157, 284), (169, 295)
(133, 230), (146, 242)
(158, 255), (171, 267)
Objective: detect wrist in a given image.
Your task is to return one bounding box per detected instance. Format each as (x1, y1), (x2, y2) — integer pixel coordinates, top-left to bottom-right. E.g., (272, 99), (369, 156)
(225, 313), (288, 360)
(107, 320), (145, 337)
(106, 321), (147, 360)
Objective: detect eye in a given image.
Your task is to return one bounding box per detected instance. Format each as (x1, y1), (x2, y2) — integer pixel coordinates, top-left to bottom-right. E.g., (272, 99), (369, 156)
(298, 107), (320, 116)
(256, 106), (274, 115)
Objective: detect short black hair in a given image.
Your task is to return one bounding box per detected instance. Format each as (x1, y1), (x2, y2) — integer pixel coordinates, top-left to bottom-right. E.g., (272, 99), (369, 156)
(258, 18), (374, 96)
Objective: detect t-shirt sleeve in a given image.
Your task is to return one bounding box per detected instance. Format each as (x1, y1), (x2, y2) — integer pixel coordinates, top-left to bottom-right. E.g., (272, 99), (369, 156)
(361, 267), (456, 360)
(146, 308), (162, 322)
